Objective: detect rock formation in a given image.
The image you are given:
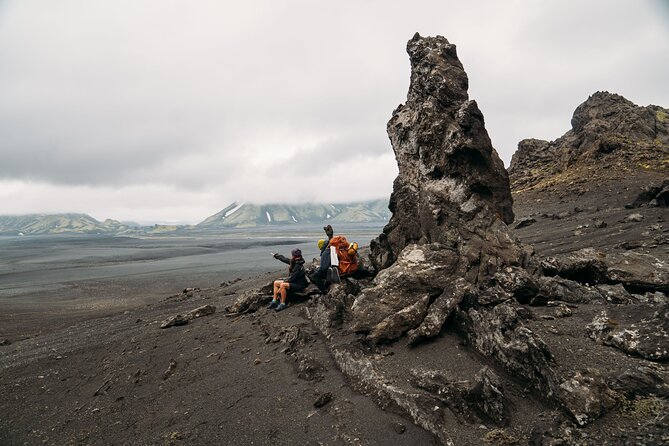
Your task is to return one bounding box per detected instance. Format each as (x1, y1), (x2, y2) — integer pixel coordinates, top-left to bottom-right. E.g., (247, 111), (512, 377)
(508, 91), (669, 192)
(225, 34), (669, 445)
(370, 33), (518, 272)
(355, 34), (530, 347)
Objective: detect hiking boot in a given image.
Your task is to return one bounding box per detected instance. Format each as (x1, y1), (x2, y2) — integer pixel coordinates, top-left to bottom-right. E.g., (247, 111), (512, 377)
(267, 300), (279, 309)
(275, 303), (286, 312)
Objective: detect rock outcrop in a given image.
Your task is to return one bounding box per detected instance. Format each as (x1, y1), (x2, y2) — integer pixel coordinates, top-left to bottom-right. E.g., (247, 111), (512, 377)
(355, 33), (529, 347)
(508, 92), (669, 192)
(370, 33), (518, 272)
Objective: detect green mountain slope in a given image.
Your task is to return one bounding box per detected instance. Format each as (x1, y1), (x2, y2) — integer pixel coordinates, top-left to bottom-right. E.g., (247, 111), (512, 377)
(0, 214), (128, 235)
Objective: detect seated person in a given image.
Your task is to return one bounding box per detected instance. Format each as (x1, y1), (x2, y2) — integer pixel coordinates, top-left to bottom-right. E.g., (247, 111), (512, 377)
(268, 248), (307, 312)
(309, 239), (331, 294)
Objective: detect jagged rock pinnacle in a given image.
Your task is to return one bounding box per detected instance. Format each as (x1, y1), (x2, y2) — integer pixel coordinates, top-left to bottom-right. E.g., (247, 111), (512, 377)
(370, 33), (515, 271)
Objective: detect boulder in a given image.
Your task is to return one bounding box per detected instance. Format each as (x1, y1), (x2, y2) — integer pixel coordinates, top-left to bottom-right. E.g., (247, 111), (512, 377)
(493, 267), (539, 304)
(186, 305), (216, 319)
(631, 178), (669, 208)
(411, 366), (508, 425)
(351, 244), (460, 335)
(225, 282), (273, 314)
(160, 314), (189, 329)
(608, 366), (669, 398)
(514, 217), (537, 229)
(586, 305), (669, 361)
(534, 275), (603, 305)
(605, 251), (669, 294)
(624, 213), (644, 223)
(160, 305), (216, 329)
(557, 368), (617, 426)
(595, 283), (634, 304)
(460, 303), (559, 398)
(541, 248), (669, 293)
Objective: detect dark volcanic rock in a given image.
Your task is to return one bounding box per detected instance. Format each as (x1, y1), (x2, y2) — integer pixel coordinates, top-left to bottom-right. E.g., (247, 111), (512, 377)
(509, 92), (669, 191)
(370, 33), (518, 272)
(542, 248), (669, 293)
(354, 34), (528, 345)
(557, 368), (617, 426)
(586, 305), (669, 361)
(631, 178), (669, 207)
(351, 244), (459, 337)
(461, 303), (559, 398)
(609, 366), (669, 398)
(411, 366), (508, 425)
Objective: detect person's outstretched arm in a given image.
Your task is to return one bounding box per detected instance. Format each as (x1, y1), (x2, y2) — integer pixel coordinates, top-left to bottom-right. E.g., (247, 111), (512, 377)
(273, 253), (290, 264)
(324, 225), (334, 240)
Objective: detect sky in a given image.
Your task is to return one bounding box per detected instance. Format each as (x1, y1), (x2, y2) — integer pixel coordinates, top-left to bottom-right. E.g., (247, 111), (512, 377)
(1, 1), (668, 224)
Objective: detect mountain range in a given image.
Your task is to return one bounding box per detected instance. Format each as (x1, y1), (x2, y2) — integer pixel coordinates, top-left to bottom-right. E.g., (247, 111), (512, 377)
(196, 200), (390, 229)
(0, 200), (391, 235)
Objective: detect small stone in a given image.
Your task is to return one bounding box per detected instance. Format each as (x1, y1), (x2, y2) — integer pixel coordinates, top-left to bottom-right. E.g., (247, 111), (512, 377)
(555, 304), (573, 318)
(514, 217), (536, 229)
(625, 213), (644, 223)
(185, 305), (216, 320)
(313, 392), (333, 408)
(160, 314), (189, 329)
(593, 220), (607, 228)
(391, 421), (406, 434)
(0, 339), (11, 346)
(163, 359), (177, 380)
(253, 358), (261, 365)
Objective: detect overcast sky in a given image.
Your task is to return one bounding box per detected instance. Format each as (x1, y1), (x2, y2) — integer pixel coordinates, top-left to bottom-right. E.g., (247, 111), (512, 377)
(1, 1), (668, 223)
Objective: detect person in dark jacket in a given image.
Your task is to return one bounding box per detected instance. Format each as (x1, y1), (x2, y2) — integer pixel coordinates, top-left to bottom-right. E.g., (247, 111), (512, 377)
(268, 248), (308, 312)
(309, 239), (331, 294)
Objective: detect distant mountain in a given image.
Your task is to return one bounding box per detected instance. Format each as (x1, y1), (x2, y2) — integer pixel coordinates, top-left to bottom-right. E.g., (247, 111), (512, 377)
(0, 213), (131, 235)
(197, 199), (390, 228)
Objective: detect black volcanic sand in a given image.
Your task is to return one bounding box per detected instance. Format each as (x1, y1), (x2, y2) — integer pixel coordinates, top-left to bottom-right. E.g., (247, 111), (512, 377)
(511, 169), (667, 259)
(0, 224), (383, 341)
(0, 273), (436, 445)
(1, 177), (669, 444)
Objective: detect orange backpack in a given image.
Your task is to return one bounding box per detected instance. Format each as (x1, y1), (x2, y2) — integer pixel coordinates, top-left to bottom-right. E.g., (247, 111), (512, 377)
(329, 235), (359, 276)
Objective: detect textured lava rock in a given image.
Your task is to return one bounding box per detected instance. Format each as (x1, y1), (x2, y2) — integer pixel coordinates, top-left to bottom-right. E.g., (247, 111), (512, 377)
(370, 33), (518, 272)
(351, 244), (460, 336)
(631, 178), (669, 207)
(460, 303), (559, 397)
(411, 366), (508, 425)
(546, 249), (669, 293)
(557, 368), (618, 426)
(586, 305), (669, 361)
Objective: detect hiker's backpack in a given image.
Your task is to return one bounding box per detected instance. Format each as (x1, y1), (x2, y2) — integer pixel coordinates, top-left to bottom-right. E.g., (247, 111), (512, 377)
(328, 235), (359, 276)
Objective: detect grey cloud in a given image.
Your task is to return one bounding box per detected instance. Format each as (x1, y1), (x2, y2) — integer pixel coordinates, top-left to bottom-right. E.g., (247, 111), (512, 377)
(0, 0), (668, 220)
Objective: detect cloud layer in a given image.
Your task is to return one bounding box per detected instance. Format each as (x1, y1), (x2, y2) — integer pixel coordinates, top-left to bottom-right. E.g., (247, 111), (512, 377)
(1, 0), (668, 222)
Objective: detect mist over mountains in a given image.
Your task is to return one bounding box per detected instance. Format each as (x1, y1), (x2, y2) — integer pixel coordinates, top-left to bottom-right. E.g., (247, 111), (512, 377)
(0, 199), (391, 235)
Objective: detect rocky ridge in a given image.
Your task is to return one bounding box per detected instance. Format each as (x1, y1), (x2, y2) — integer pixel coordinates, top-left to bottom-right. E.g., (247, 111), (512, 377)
(508, 91), (669, 193)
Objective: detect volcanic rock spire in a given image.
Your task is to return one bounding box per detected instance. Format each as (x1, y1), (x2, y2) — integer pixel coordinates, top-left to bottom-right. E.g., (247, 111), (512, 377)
(370, 33), (515, 271)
